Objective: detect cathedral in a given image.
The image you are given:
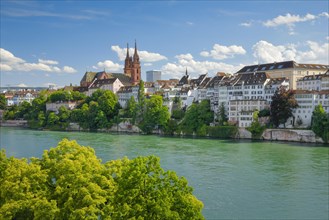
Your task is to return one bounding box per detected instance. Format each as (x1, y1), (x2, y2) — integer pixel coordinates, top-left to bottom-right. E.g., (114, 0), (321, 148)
(124, 41), (141, 85)
(79, 41), (141, 88)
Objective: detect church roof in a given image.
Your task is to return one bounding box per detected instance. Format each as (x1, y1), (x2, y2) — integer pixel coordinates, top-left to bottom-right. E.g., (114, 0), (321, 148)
(80, 71), (132, 86)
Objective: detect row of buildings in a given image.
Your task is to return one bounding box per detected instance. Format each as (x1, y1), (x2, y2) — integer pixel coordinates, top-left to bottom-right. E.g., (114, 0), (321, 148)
(2, 42), (329, 129)
(75, 57), (328, 128)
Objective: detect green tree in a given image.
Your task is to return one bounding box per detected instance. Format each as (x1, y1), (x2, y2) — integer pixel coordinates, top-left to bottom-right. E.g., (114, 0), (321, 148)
(125, 96), (137, 124)
(258, 108), (270, 118)
(107, 155), (204, 219)
(88, 101), (108, 130)
(57, 106), (71, 130)
(181, 103), (199, 134)
(312, 104), (329, 142)
(0, 139), (204, 219)
(16, 101), (32, 119)
(139, 95), (170, 134)
(4, 105), (19, 120)
(270, 87), (298, 128)
(247, 111), (266, 139)
(217, 102), (228, 125)
(97, 90), (119, 121)
(46, 112), (60, 127)
(163, 119), (179, 135)
(0, 150), (58, 220)
(71, 91), (86, 101)
(137, 80), (146, 123)
(49, 91), (72, 103)
(171, 109), (185, 120)
(181, 100), (214, 135)
(0, 94), (6, 110)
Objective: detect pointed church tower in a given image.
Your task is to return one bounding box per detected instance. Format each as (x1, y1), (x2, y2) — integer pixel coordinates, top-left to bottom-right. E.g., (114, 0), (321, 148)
(131, 40), (141, 85)
(124, 43), (132, 77)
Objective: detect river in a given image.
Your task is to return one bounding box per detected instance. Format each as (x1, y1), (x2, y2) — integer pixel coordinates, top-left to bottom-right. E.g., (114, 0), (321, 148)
(1, 127), (328, 219)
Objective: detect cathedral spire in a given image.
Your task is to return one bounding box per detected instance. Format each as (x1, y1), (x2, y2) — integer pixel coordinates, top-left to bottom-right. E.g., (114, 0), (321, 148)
(185, 67), (188, 76)
(133, 40), (139, 62)
(125, 43), (130, 60)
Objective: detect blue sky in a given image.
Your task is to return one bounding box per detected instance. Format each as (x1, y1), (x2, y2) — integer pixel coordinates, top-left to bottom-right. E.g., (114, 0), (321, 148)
(1, 0), (328, 87)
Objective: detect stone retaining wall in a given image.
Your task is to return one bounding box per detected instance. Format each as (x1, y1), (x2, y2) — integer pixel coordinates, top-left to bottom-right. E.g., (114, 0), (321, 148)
(262, 129), (324, 143)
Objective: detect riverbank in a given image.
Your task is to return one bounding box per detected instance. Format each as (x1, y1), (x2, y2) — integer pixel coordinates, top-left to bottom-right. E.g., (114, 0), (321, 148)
(1, 120), (326, 144)
(0, 120), (28, 127)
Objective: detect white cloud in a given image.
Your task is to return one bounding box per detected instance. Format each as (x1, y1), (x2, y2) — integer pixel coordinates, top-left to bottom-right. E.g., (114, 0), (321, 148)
(186, 21), (194, 26)
(200, 44), (246, 60)
(240, 22), (252, 27)
(52, 66), (62, 72)
(296, 41), (329, 64)
(144, 63), (153, 66)
(63, 66), (77, 73)
(326, 36), (329, 41)
(252, 40), (292, 63)
(161, 53), (244, 78)
(0, 48), (77, 73)
(38, 59), (58, 65)
(319, 12), (329, 18)
(17, 83), (27, 87)
(0, 48), (25, 64)
(0, 63), (13, 71)
(252, 40), (329, 64)
(96, 60), (122, 72)
(263, 13), (317, 27)
(175, 53), (194, 60)
(44, 82), (57, 87)
(111, 45), (167, 62)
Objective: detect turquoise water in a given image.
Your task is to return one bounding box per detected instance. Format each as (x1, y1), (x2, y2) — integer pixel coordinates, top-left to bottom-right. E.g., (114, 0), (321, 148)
(1, 127), (328, 219)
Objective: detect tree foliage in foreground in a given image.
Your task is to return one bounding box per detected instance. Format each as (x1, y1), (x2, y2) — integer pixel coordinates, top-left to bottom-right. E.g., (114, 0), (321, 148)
(0, 139), (204, 220)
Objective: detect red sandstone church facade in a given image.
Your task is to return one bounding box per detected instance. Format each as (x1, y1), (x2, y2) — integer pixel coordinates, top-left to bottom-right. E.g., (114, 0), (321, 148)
(124, 41), (141, 85)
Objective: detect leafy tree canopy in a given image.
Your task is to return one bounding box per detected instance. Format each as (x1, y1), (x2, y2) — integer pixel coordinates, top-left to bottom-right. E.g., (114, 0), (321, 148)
(270, 87), (298, 128)
(0, 139), (204, 219)
(139, 95), (170, 134)
(181, 100), (214, 134)
(49, 91), (72, 103)
(311, 104), (329, 142)
(0, 94), (6, 110)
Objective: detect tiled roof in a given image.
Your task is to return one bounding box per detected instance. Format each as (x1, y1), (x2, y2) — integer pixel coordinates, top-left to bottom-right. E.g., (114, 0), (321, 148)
(156, 79), (179, 86)
(266, 77), (289, 86)
(178, 75), (189, 86)
(110, 73), (132, 86)
(237, 61), (329, 73)
(233, 72), (269, 86)
(199, 77), (211, 89)
(190, 74), (207, 87)
(73, 86), (88, 92)
(117, 86), (134, 94)
(206, 75), (225, 88)
(144, 82), (155, 88)
(298, 73), (329, 81)
(89, 78), (118, 89)
(80, 71), (132, 86)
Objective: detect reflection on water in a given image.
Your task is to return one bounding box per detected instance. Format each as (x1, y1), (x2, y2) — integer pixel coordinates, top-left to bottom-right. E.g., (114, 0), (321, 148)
(1, 127), (328, 219)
